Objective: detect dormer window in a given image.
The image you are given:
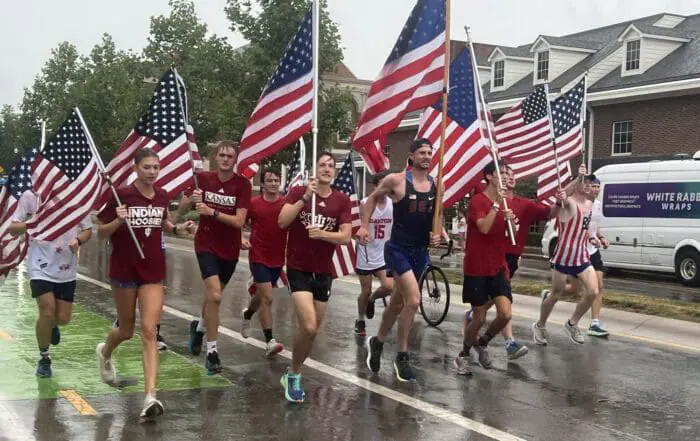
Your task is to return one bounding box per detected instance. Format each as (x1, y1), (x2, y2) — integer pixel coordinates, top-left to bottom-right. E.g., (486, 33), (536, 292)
(493, 60), (505, 88)
(536, 50), (549, 81)
(625, 40), (641, 71)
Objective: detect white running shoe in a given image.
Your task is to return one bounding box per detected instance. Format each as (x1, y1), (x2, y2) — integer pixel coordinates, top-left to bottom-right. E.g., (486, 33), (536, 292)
(96, 343), (116, 384)
(140, 394), (164, 420)
(453, 353), (472, 376)
(265, 339), (284, 357)
(564, 320), (585, 344)
(532, 322), (548, 346)
(241, 309), (252, 338)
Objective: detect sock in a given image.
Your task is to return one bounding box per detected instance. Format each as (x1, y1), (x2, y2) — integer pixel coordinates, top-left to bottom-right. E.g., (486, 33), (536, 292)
(263, 329), (273, 343)
(156, 324), (161, 336)
(568, 319), (576, 327)
(461, 342), (471, 356)
(357, 314), (365, 321)
(206, 341), (217, 354)
(504, 337), (515, 346)
(40, 347), (49, 359)
(196, 318), (206, 333)
(591, 319), (600, 327)
(396, 351), (409, 361)
(243, 309), (254, 321)
(478, 331), (494, 347)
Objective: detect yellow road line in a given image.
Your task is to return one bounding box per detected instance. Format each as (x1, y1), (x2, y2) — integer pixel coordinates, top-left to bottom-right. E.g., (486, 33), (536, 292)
(0, 329), (12, 341)
(60, 390), (97, 416)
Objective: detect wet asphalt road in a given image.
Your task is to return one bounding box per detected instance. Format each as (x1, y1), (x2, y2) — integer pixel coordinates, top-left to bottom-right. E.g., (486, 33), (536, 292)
(1, 238), (699, 441)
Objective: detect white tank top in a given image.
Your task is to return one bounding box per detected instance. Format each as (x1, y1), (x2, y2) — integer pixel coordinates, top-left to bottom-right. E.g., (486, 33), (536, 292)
(356, 197), (393, 270)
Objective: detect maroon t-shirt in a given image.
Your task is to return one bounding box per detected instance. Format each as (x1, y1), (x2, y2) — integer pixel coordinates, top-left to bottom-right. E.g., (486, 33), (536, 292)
(97, 184), (169, 283)
(463, 192), (508, 277)
(285, 186), (352, 275)
(190, 172), (252, 261)
(248, 196), (287, 267)
(506, 196), (550, 256)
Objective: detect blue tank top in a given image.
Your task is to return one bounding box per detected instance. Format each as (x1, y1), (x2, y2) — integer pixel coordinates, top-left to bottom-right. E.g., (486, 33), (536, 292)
(389, 171), (436, 248)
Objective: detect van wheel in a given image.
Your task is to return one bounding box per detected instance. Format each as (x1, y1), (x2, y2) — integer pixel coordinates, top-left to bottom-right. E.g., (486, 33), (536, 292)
(675, 249), (700, 286)
(548, 238), (557, 260)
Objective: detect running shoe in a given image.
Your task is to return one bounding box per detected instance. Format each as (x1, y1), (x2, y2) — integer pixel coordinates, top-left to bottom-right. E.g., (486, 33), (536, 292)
(532, 322), (548, 346)
(506, 340), (529, 360)
(587, 323), (609, 338)
(365, 336), (383, 373)
(393, 353), (416, 382)
(96, 342), (116, 384)
(140, 394), (164, 420)
(280, 370), (305, 403)
(241, 309), (252, 339)
(188, 320), (204, 356)
(365, 296), (376, 320)
(474, 345), (493, 369)
(266, 339), (284, 357)
(354, 319), (366, 337)
(51, 326), (61, 346)
(564, 321), (585, 344)
(453, 352), (472, 376)
(36, 358), (52, 378)
(205, 351), (223, 375)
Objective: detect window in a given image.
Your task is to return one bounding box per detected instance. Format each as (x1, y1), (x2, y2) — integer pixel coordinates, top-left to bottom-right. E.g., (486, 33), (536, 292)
(383, 143), (391, 159)
(536, 51), (549, 81)
(493, 60), (505, 88)
(625, 40), (641, 71)
(612, 121), (633, 155)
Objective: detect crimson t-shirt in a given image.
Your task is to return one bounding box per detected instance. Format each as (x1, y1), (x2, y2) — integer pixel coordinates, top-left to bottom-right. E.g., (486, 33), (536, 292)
(190, 172), (252, 261)
(285, 186), (352, 275)
(248, 196), (287, 267)
(506, 196), (550, 256)
(463, 192), (508, 277)
(97, 184), (169, 283)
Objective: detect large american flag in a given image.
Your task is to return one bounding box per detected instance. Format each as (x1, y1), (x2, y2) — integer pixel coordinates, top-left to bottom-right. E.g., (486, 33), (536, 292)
(330, 154), (360, 278)
(416, 48), (491, 208)
(238, 7), (313, 179)
(0, 146), (39, 278)
(352, 0), (446, 150)
(94, 69), (201, 208)
(353, 136), (389, 174)
(27, 110), (102, 241)
(284, 138), (306, 193)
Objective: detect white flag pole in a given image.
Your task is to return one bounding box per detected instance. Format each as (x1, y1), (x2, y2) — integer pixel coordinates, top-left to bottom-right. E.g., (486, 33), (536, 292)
(39, 121), (46, 152)
(173, 68), (199, 190)
(543, 82), (563, 192)
(74, 107), (145, 259)
(310, 0), (320, 225)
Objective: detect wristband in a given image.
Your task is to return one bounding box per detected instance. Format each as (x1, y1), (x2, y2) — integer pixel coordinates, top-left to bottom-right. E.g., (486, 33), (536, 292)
(491, 203), (499, 211)
(213, 210), (220, 219)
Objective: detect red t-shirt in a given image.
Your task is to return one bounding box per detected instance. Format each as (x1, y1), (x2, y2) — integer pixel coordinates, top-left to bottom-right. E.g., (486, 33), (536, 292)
(463, 192), (508, 277)
(506, 196), (550, 256)
(97, 184), (169, 283)
(190, 172), (252, 261)
(285, 186), (352, 275)
(248, 196), (287, 267)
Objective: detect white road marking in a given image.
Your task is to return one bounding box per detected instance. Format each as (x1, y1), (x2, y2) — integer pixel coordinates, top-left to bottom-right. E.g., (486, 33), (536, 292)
(76, 273), (526, 441)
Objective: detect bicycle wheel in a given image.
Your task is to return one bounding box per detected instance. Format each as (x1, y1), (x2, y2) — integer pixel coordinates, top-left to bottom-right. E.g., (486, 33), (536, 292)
(419, 265), (450, 327)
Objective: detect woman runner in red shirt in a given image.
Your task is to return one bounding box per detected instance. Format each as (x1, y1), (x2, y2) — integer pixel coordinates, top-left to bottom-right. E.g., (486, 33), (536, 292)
(95, 148), (195, 420)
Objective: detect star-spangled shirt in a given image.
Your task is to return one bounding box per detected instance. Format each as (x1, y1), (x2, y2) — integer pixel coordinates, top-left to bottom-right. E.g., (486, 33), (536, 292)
(134, 70), (186, 145)
(521, 85), (549, 125)
(42, 112), (92, 181)
(263, 7), (313, 96)
(386, 0), (446, 64)
(551, 78), (585, 138)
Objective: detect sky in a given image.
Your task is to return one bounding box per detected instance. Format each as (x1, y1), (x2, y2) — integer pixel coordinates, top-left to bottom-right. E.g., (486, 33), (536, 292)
(2, 0), (700, 107)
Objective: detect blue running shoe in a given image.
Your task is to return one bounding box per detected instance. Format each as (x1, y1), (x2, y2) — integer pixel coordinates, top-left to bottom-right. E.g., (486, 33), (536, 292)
(506, 340), (529, 360)
(280, 371), (305, 403)
(36, 358), (52, 377)
(205, 351), (223, 375)
(189, 320), (204, 356)
(51, 326), (60, 346)
(587, 324), (609, 338)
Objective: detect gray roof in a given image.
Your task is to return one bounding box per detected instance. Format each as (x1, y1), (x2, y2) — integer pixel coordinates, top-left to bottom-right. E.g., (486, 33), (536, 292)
(632, 22), (696, 40)
(537, 35), (603, 51)
(496, 45), (533, 59)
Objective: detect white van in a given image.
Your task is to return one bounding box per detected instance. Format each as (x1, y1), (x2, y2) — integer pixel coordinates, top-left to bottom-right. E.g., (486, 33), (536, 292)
(541, 151), (700, 285)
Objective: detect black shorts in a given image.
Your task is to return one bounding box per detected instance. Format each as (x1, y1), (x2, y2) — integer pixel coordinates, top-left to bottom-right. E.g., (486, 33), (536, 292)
(462, 269), (512, 307)
(196, 252), (237, 286)
(287, 268), (333, 303)
(591, 251), (604, 272)
(30, 280), (76, 303)
(250, 263), (283, 285)
(506, 254), (519, 277)
(356, 266), (389, 277)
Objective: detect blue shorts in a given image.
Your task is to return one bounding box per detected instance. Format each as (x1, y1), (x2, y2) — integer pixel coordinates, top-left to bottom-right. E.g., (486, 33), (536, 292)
(384, 241), (429, 279)
(250, 263), (283, 285)
(553, 263), (592, 277)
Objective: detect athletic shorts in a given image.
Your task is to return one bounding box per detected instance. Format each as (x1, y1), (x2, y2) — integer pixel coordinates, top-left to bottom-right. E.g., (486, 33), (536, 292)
(590, 252), (604, 272)
(553, 262), (592, 277)
(287, 268), (332, 303)
(110, 279), (157, 289)
(384, 241), (429, 279)
(462, 269), (512, 307)
(30, 280), (76, 303)
(196, 252), (237, 286)
(250, 263), (282, 285)
(506, 254), (519, 278)
(356, 265), (393, 277)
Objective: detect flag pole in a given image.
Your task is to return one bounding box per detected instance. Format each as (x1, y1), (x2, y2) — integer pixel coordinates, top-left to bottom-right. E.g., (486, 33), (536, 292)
(431, 0), (451, 237)
(74, 107), (145, 260)
(310, 0), (320, 225)
(172, 68), (199, 190)
(465, 26), (516, 246)
(580, 72), (589, 169)
(543, 83), (563, 191)
(39, 121), (46, 151)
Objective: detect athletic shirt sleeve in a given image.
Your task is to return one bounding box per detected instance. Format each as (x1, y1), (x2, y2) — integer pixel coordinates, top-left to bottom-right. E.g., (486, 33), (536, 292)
(285, 186), (305, 205)
(237, 177), (252, 210)
(338, 193), (352, 226)
(529, 200), (551, 222)
(97, 191), (119, 224)
(11, 191), (37, 223)
(469, 193), (490, 225)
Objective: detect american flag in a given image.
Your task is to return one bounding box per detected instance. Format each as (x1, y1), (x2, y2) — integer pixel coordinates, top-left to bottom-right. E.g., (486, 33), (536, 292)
(538, 162), (573, 205)
(0, 146), (39, 277)
(284, 138), (306, 193)
(352, 0), (446, 150)
(355, 137), (390, 174)
(237, 7), (313, 178)
(416, 48), (491, 208)
(330, 154), (360, 278)
(26, 110), (102, 241)
(94, 69), (201, 208)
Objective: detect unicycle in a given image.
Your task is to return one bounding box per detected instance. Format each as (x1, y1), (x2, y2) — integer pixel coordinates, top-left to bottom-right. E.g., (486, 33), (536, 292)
(419, 240), (453, 327)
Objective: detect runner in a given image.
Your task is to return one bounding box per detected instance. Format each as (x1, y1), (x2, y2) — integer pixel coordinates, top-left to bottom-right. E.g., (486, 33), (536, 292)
(533, 167), (600, 345)
(239, 168), (287, 357)
(277, 152), (352, 403)
(360, 138), (442, 382)
(10, 191), (92, 378)
(181, 140), (251, 374)
(95, 148), (195, 419)
(355, 171), (394, 337)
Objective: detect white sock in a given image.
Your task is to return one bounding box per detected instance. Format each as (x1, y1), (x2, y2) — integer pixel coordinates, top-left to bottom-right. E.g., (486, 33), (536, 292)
(591, 319), (600, 327)
(196, 317), (206, 332)
(206, 341), (217, 354)
(504, 337), (515, 346)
